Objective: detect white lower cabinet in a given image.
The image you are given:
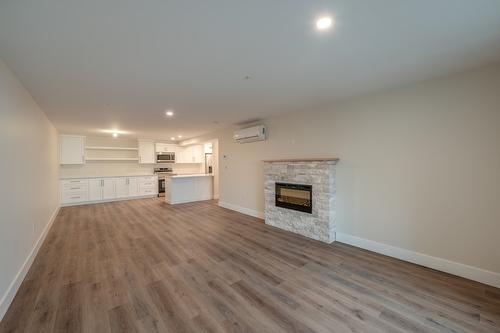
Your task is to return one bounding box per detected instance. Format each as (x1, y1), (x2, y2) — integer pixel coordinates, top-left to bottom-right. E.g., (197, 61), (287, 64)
(116, 177), (141, 198)
(137, 176), (158, 196)
(102, 178), (116, 199)
(128, 177), (139, 197)
(88, 179), (103, 201)
(115, 178), (129, 198)
(61, 175), (157, 206)
(87, 178), (116, 201)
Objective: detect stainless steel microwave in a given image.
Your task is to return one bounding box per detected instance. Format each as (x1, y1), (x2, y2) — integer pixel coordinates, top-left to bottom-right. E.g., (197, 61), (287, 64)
(156, 152), (175, 163)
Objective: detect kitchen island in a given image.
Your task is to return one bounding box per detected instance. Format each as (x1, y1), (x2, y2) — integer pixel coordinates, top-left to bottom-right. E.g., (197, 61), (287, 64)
(165, 174), (213, 204)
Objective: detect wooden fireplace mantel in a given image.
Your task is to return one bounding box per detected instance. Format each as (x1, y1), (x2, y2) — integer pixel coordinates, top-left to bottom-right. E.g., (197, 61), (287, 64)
(262, 157), (339, 163)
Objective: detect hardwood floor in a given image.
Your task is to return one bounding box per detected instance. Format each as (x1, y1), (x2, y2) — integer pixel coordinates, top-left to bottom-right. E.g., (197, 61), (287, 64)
(1, 198), (500, 333)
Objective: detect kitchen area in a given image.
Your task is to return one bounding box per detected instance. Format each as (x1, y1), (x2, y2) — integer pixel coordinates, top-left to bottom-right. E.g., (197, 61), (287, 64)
(154, 142), (215, 204)
(59, 135), (218, 206)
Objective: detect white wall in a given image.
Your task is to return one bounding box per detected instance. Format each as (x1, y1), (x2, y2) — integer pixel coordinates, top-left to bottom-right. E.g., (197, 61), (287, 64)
(0, 59), (59, 319)
(196, 63), (500, 280)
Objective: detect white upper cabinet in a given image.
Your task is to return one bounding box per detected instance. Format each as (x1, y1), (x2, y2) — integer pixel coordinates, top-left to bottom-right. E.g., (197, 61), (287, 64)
(59, 135), (85, 164)
(177, 144), (204, 163)
(138, 140), (155, 164)
(155, 143), (177, 153)
(191, 145), (204, 163)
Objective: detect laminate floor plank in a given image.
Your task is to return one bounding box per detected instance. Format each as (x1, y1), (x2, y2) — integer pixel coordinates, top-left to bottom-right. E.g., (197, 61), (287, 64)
(1, 198), (499, 333)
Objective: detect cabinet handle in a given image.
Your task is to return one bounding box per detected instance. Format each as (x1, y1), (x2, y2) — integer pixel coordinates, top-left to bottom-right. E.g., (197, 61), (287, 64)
(70, 187), (80, 190)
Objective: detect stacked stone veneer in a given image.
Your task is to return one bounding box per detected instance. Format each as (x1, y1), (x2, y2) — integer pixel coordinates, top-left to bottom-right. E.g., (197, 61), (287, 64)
(264, 160), (337, 243)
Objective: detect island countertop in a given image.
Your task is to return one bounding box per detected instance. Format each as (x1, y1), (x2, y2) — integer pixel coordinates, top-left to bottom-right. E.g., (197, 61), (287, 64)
(169, 173), (214, 179)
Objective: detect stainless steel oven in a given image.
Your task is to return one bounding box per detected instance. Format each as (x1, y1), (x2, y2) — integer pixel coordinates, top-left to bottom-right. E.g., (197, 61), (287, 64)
(154, 167), (173, 197)
(158, 177), (166, 197)
(156, 152), (175, 163)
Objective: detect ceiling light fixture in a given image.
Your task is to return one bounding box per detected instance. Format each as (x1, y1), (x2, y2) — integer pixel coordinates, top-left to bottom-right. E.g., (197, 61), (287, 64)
(112, 133), (118, 138)
(100, 129), (129, 135)
(165, 110), (174, 117)
(177, 135), (183, 138)
(171, 137), (176, 140)
(316, 16), (333, 31)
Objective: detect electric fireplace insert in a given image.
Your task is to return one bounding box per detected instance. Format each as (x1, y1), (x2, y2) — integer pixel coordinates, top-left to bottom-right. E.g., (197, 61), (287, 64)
(275, 182), (312, 213)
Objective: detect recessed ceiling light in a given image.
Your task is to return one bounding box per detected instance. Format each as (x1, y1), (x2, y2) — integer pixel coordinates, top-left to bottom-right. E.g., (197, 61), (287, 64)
(171, 137), (176, 140)
(177, 135), (183, 138)
(165, 110), (174, 117)
(101, 129), (129, 135)
(112, 133), (118, 138)
(316, 16), (333, 31)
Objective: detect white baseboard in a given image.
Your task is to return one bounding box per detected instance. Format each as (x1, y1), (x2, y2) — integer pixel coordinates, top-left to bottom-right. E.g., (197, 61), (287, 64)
(0, 206), (60, 321)
(168, 195), (213, 205)
(336, 233), (500, 289)
(218, 201), (265, 219)
(211, 202), (500, 288)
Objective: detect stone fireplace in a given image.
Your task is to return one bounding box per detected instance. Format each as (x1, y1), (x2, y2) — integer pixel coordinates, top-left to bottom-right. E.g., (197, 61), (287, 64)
(263, 158), (339, 243)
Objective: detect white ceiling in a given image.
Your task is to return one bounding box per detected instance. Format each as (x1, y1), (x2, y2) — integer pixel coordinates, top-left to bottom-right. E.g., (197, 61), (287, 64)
(1, 0), (500, 140)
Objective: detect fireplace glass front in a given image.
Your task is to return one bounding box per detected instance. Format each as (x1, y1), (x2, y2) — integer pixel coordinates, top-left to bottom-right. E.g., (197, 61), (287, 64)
(275, 182), (312, 214)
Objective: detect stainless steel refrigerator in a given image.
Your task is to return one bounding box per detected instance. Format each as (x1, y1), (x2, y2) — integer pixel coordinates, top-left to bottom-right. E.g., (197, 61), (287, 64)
(205, 153), (213, 174)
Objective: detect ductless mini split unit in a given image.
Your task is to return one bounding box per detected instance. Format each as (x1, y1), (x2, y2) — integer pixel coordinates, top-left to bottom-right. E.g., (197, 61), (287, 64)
(233, 125), (267, 143)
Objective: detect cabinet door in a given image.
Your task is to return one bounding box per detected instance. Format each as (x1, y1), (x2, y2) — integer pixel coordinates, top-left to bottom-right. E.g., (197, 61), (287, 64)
(155, 143), (166, 152)
(166, 144), (177, 153)
(88, 179), (103, 201)
(59, 135), (85, 164)
(115, 178), (129, 198)
(176, 146), (185, 163)
(186, 146), (194, 163)
(192, 145), (204, 163)
(156, 143), (177, 153)
(128, 178), (139, 197)
(138, 141), (155, 164)
(184, 146), (194, 163)
(102, 178), (116, 200)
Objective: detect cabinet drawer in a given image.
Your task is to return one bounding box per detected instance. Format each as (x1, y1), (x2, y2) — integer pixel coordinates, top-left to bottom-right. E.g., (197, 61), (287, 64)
(136, 176), (157, 183)
(62, 183), (88, 192)
(62, 191), (88, 204)
(138, 181), (156, 187)
(61, 179), (88, 186)
(139, 187), (157, 196)
(139, 183), (157, 190)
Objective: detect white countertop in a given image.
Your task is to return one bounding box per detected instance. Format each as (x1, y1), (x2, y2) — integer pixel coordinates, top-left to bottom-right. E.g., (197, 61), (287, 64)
(169, 173), (214, 179)
(60, 174), (157, 180)
(60, 173), (213, 180)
